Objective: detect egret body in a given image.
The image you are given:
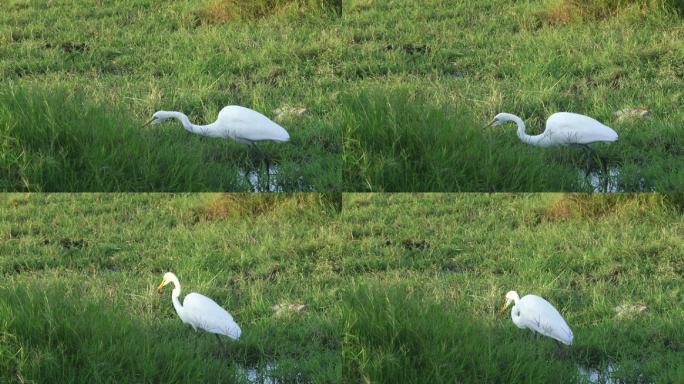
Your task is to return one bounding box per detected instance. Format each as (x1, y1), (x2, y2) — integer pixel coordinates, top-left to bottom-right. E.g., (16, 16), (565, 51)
(157, 272), (241, 351)
(144, 105), (289, 163)
(501, 290), (573, 345)
(487, 112), (617, 147)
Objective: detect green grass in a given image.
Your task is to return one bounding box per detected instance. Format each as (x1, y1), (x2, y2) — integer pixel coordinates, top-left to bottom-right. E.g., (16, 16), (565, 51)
(339, 193), (684, 383)
(0, 0), (341, 191)
(342, 0), (684, 191)
(0, 193), (342, 383)
(2, 193), (682, 382)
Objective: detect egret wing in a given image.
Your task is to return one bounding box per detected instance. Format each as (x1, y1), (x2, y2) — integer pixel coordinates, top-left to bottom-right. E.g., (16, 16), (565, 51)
(519, 295), (573, 345)
(218, 105), (290, 142)
(183, 292), (242, 340)
(546, 112), (618, 145)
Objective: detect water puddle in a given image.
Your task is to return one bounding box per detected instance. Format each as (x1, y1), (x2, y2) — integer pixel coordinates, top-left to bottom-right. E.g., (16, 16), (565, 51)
(583, 166), (620, 192)
(237, 163), (313, 192)
(577, 364), (618, 383)
(240, 362), (278, 383)
(238, 164), (282, 192)
(580, 165), (655, 192)
(236, 362), (303, 384)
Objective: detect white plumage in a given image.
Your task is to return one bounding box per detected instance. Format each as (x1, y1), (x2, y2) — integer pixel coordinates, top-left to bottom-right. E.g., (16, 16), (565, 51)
(157, 272), (241, 340)
(502, 290), (573, 345)
(145, 105), (290, 145)
(488, 112), (618, 147)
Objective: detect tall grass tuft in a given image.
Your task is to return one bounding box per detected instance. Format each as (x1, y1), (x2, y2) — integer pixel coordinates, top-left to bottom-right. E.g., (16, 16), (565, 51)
(0, 86), (251, 191)
(342, 89), (581, 192)
(0, 281), (239, 382)
(342, 283), (579, 383)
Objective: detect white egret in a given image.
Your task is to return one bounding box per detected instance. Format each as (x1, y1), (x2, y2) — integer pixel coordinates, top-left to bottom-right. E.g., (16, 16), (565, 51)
(486, 112), (618, 147)
(157, 272), (241, 353)
(500, 290), (573, 346)
(144, 106), (290, 161)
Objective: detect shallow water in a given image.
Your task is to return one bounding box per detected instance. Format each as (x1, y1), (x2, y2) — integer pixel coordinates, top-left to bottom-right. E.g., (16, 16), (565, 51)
(582, 165), (655, 192)
(238, 164), (282, 192)
(243, 362), (278, 384)
(236, 362), (304, 384)
(577, 363), (618, 383)
(584, 166), (620, 192)
(237, 163), (314, 192)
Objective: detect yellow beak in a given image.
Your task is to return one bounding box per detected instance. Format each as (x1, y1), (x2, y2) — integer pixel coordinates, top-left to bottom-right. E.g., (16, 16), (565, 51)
(484, 119), (496, 128)
(499, 302), (510, 315)
(142, 117), (155, 127)
(157, 280), (165, 293)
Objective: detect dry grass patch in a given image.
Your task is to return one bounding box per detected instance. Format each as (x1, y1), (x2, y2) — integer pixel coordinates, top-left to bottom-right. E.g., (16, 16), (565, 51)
(542, 193), (668, 221)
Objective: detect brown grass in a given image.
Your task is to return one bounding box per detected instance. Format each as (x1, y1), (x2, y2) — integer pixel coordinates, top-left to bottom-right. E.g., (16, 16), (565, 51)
(538, 0), (680, 26)
(198, 1), (235, 25)
(545, 1), (583, 25)
(541, 193), (669, 222)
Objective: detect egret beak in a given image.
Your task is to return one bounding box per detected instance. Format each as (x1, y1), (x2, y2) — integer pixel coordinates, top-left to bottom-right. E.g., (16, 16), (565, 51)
(157, 280), (166, 294)
(484, 119), (496, 128)
(499, 301), (511, 315)
(142, 117), (156, 127)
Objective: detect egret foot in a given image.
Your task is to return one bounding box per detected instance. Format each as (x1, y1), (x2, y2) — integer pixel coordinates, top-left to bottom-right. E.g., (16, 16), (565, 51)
(580, 145), (596, 176)
(554, 340), (570, 359)
(251, 143), (272, 191)
(214, 334), (230, 358)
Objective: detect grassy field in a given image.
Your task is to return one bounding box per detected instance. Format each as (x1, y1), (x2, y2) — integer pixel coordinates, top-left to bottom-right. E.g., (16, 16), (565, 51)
(2, 193), (682, 382)
(340, 193), (684, 383)
(0, 193), (342, 383)
(342, 0), (684, 191)
(0, 0), (341, 192)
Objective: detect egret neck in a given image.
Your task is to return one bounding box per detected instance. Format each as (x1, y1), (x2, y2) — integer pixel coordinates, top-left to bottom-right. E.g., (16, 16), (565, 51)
(502, 113), (551, 147)
(166, 274), (185, 321)
(160, 111), (223, 138)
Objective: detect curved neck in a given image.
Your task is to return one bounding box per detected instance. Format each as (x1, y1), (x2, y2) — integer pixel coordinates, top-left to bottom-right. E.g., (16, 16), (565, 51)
(505, 114), (547, 147)
(169, 277), (184, 319)
(511, 304), (523, 327)
(164, 111), (220, 138)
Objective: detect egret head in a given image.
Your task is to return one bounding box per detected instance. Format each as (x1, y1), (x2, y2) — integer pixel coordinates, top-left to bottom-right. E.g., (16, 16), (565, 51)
(143, 111), (171, 127)
(500, 290), (520, 314)
(485, 113), (509, 128)
(157, 272), (176, 293)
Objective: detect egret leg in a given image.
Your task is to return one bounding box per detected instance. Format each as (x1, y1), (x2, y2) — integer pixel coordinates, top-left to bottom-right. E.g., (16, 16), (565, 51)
(215, 334), (229, 357)
(251, 143), (271, 191)
(580, 145), (594, 175)
(554, 340), (569, 358)
(583, 145), (611, 191)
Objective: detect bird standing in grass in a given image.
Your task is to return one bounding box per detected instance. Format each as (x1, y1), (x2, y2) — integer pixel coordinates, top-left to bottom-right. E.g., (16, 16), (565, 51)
(486, 112), (618, 172)
(144, 105), (290, 162)
(486, 112), (618, 147)
(157, 272), (241, 355)
(500, 290), (573, 346)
